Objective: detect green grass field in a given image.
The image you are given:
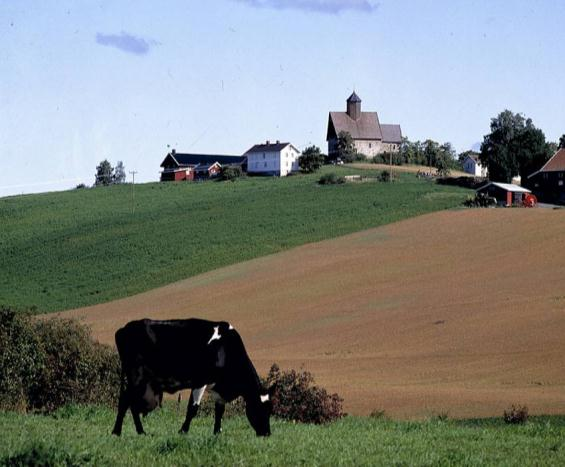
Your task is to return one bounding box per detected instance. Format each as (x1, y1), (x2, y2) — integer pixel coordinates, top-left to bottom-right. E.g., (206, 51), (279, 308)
(0, 167), (470, 314)
(2, 405), (565, 466)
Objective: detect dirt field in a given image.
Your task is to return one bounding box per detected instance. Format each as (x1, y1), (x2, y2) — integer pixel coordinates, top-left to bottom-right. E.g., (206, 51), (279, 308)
(349, 163), (469, 177)
(57, 208), (565, 419)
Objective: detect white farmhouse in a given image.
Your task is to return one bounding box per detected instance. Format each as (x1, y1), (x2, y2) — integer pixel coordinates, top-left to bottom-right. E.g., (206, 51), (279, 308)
(463, 153), (487, 177)
(244, 140), (300, 177)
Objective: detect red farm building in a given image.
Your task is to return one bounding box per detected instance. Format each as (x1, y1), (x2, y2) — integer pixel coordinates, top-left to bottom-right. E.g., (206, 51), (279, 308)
(160, 150), (247, 181)
(476, 182), (532, 207)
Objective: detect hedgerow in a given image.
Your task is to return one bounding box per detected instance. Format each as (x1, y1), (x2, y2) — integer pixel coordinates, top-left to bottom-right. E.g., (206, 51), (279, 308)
(0, 308), (120, 412)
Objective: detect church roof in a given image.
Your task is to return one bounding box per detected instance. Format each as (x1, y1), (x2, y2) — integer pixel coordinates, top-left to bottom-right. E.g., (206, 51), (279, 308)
(381, 124), (403, 144)
(328, 111), (383, 140)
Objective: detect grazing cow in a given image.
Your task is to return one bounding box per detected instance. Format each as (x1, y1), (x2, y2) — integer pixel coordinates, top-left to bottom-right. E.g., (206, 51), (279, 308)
(111, 318), (274, 437)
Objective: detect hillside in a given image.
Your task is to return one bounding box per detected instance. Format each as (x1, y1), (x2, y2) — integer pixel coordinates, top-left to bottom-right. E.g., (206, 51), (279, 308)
(0, 167), (468, 313)
(58, 208), (565, 419)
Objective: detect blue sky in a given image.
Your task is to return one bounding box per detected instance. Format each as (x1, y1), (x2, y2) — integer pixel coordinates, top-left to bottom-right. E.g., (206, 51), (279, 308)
(1, 0), (564, 197)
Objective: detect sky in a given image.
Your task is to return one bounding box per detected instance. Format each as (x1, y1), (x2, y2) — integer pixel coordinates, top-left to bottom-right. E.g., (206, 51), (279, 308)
(1, 0), (564, 197)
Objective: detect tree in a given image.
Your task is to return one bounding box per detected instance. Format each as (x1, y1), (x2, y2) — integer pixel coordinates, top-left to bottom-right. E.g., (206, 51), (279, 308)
(559, 134), (565, 149)
(298, 146), (325, 173)
(113, 161), (126, 184)
(480, 110), (551, 182)
(335, 131), (357, 163)
(94, 160), (114, 186)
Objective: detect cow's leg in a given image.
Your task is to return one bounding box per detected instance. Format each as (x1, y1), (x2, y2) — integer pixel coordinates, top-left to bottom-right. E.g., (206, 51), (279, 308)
(179, 386), (206, 433)
(213, 402), (226, 435)
(111, 385), (130, 436)
(131, 408), (145, 435)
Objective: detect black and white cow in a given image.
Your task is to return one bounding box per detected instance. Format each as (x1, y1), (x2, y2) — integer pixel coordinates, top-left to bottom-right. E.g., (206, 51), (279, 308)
(111, 318), (274, 437)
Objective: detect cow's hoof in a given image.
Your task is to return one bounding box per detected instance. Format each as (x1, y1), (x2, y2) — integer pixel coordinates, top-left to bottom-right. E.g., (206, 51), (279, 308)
(111, 430), (121, 437)
(214, 429), (222, 435)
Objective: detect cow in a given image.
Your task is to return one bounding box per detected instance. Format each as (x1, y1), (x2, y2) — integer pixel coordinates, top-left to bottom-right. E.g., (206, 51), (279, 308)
(111, 318), (274, 437)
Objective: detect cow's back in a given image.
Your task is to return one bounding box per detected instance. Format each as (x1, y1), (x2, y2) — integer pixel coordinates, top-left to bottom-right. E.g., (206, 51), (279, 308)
(115, 318), (239, 389)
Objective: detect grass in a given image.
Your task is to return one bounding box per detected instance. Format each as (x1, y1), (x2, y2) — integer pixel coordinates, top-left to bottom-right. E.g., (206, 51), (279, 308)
(2, 404), (565, 466)
(0, 166), (470, 313)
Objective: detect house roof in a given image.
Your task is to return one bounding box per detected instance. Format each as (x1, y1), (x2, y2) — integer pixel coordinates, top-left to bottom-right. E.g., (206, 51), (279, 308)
(160, 153), (246, 168)
(380, 124), (402, 144)
(244, 142), (299, 154)
(194, 162), (221, 172)
(477, 182), (531, 193)
(328, 111), (383, 140)
(529, 148), (565, 177)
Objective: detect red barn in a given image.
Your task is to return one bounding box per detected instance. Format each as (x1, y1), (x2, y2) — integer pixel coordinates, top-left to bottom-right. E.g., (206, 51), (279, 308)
(160, 150), (247, 182)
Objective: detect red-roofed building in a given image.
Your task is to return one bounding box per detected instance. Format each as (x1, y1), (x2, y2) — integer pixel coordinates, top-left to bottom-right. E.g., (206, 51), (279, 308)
(526, 148), (565, 204)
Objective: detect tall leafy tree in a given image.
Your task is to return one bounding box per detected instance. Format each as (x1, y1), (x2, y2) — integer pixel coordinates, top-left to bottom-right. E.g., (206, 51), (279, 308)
(480, 110), (551, 182)
(298, 146), (325, 173)
(94, 160), (114, 186)
(559, 134), (565, 149)
(335, 131), (357, 163)
(113, 161), (126, 184)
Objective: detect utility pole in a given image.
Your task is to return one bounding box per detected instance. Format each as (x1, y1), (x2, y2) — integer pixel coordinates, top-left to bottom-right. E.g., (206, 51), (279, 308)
(129, 170), (138, 214)
(389, 151), (393, 182)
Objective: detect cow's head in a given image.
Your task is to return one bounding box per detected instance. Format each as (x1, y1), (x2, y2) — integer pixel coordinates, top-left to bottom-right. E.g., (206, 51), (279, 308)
(246, 386), (275, 436)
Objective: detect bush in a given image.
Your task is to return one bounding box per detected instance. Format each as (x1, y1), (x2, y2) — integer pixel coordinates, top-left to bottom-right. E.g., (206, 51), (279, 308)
(0, 308), (120, 413)
(318, 173), (345, 185)
(378, 170), (392, 182)
(220, 165), (243, 181)
(1, 441), (94, 466)
(264, 363), (344, 424)
(464, 192), (497, 207)
(504, 405), (529, 424)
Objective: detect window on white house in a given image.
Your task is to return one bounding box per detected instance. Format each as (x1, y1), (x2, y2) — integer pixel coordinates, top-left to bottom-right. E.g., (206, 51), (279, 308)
(264, 162), (267, 168)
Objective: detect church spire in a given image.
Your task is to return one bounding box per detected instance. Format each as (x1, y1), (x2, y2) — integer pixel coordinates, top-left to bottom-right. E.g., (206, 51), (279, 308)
(346, 92), (361, 120)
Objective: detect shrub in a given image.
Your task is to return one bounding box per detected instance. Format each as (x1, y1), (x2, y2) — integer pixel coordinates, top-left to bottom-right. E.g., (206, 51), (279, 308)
(264, 363), (344, 424)
(378, 170), (392, 182)
(220, 165), (243, 181)
(318, 173), (345, 185)
(464, 192), (497, 208)
(504, 405), (529, 424)
(0, 308), (44, 411)
(1, 441), (94, 466)
(0, 308), (120, 413)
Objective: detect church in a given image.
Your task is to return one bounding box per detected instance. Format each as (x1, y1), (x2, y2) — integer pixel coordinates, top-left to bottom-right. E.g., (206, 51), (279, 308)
(326, 92), (402, 159)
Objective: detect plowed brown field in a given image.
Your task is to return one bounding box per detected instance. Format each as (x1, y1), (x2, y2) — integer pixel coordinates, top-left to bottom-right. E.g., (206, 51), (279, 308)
(57, 208), (565, 419)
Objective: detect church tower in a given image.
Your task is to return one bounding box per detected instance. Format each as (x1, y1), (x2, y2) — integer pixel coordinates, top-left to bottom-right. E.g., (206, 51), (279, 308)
(346, 92), (361, 120)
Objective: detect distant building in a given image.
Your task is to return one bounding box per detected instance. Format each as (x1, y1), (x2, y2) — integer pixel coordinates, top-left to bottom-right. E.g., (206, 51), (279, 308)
(244, 141), (300, 177)
(462, 153), (487, 177)
(160, 151), (246, 181)
(476, 182), (531, 207)
(326, 92), (402, 159)
(526, 148), (565, 204)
